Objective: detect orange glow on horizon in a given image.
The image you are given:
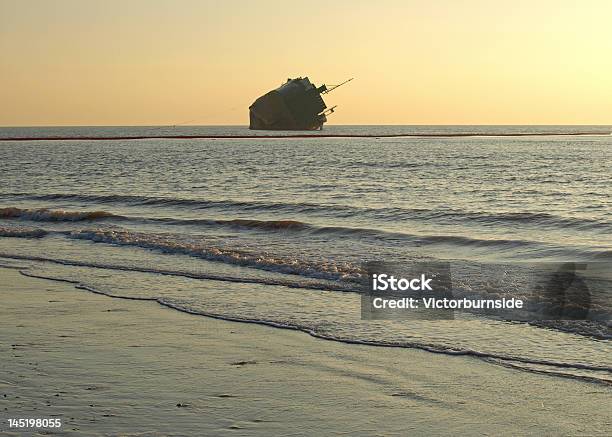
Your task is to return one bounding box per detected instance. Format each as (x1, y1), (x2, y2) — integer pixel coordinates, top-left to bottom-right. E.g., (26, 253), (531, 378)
(1, 0), (611, 126)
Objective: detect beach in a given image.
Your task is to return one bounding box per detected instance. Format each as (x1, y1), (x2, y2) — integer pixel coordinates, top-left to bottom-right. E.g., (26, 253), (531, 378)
(0, 125), (611, 435)
(3, 0), (612, 433)
(1, 266), (610, 436)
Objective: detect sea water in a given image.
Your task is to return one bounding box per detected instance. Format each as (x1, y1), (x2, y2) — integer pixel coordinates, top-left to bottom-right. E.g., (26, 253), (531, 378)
(0, 125), (610, 384)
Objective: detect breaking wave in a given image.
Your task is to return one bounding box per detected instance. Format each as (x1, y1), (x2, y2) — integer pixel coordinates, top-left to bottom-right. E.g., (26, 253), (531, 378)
(0, 252), (352, 292)
(0, 205), (537, 245)
(0, 206), (116, 222)
(216, 218), (307, 230)
(66, 228), (363, 282)
(0, 225), (48, 238)
(0, 208), (607, 260)
(2, 193), (610, 230)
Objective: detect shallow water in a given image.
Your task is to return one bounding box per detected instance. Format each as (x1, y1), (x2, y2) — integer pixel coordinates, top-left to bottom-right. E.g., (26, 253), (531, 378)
(1, 125), (610, 384)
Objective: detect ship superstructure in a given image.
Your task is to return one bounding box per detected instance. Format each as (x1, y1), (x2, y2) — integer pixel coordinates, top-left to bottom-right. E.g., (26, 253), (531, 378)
(249, 77), (351, 130)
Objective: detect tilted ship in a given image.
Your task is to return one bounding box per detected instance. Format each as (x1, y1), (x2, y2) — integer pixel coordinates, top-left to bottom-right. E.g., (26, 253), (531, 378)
(249, 77), (352, 130)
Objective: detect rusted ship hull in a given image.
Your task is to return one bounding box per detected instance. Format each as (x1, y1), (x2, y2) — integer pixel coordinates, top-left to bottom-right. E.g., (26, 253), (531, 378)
(249, 77), (328, 131)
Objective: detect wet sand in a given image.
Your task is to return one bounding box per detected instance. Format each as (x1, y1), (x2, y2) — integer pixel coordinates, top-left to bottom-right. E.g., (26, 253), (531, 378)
(1, 267), (610, 436)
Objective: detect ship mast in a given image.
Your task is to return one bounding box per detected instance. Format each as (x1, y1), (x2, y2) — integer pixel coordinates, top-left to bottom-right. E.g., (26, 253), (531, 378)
(322, 78), (353, 94)
(321, 106), (337, 116)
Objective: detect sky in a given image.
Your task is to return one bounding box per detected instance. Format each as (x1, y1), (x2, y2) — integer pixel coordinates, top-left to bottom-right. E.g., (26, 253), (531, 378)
(1, 0), (611, 126)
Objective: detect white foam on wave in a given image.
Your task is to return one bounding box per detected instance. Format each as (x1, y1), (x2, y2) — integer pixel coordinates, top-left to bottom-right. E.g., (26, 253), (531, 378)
(68, 228), (363, 282)
(0, 207), (116, 222)
(0, 225), (48, 238)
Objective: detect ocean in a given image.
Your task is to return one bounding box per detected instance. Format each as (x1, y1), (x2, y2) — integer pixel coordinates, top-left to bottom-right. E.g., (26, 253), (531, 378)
(0, 125), (610, 385)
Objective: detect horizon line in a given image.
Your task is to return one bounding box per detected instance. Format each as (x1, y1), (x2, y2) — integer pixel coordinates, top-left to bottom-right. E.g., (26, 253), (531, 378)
(1, 123), (612, 129)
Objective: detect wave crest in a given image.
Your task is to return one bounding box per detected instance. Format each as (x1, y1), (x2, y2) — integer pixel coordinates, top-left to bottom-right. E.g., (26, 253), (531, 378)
(2, 193), (609, 230)
(0, 225), (48, 238)
(219, 218), (307, 231)
(0, 207), (116, 222)
(67, 228), (363, 282)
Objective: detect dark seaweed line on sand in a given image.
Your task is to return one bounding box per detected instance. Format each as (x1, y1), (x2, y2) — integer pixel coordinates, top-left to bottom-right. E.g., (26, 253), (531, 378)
(16, 269), (612, 387)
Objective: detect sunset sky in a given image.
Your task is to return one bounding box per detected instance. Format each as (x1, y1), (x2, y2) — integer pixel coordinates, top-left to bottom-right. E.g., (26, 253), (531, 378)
(1, 0), (611, 126)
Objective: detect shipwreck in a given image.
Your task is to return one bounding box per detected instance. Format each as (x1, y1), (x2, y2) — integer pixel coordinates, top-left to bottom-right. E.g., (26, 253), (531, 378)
(249, 77), (352, 131)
